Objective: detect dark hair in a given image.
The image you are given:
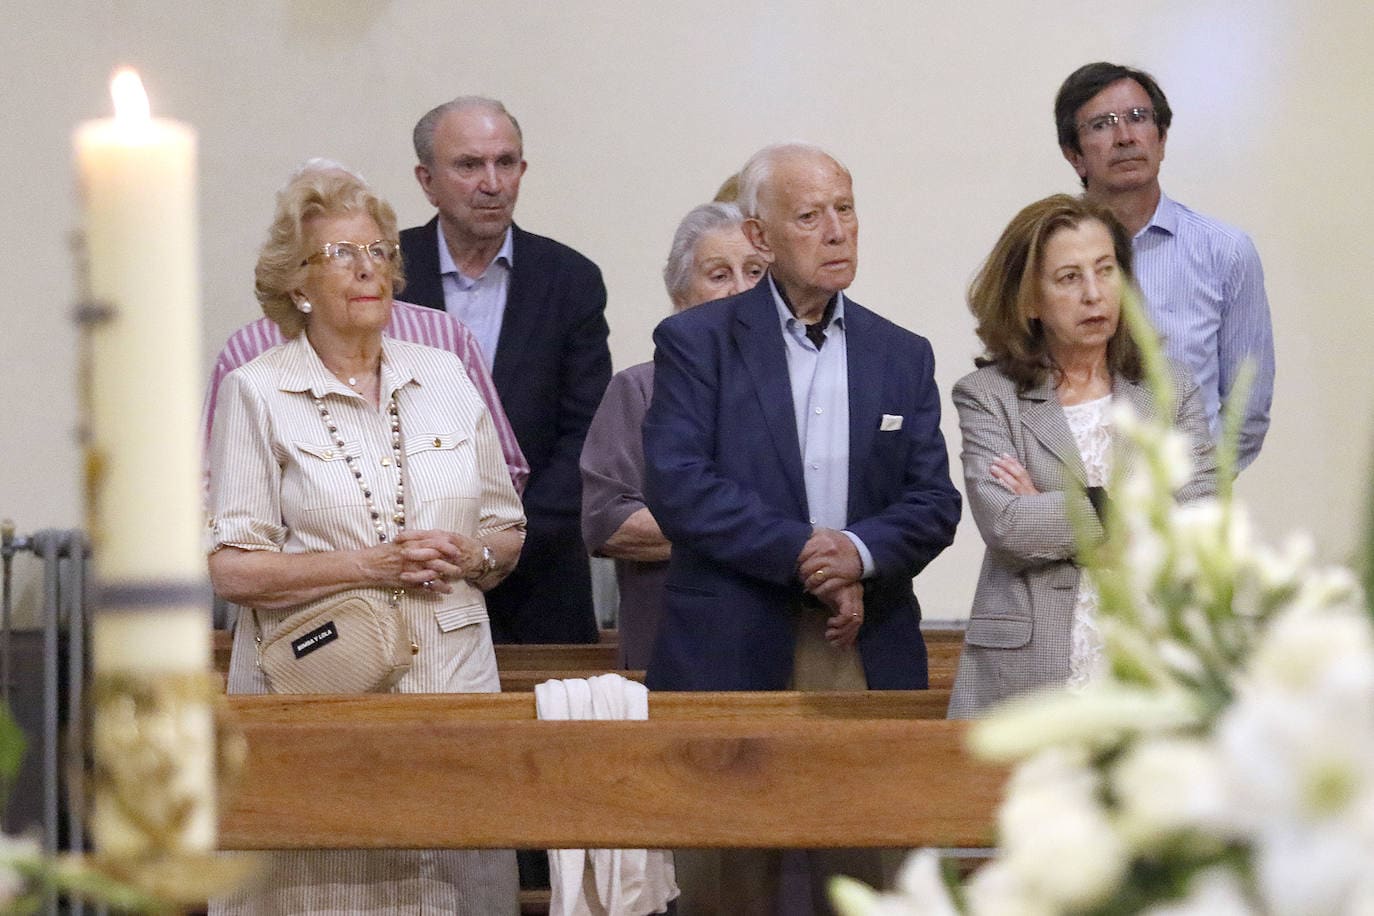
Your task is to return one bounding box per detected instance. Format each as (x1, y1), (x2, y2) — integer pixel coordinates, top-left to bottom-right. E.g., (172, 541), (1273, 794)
(1055, 62), (1173, 157)
(968, 194), (1142, 391)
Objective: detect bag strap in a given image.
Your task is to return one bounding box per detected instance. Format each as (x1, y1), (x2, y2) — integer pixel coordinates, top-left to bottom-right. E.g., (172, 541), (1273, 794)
(250, 607), (264, 670)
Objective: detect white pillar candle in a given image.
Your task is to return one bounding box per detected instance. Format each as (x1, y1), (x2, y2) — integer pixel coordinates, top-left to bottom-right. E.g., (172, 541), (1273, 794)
(75, 69), (214, 857)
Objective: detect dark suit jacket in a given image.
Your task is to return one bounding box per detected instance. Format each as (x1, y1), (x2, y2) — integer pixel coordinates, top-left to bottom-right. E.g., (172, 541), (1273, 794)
(400, 219), (611, 642)
(399, 218), (611, 522)
(642, 281), (962, 690)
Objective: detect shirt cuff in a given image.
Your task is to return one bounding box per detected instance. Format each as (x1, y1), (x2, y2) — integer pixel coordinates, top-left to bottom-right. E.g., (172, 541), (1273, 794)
(842, 530), (876, 579)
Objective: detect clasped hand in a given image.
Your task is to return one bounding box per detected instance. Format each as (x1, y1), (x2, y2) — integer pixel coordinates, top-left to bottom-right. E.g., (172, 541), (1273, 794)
(376, 529), (483, 595)
(797, 527), (865, 648)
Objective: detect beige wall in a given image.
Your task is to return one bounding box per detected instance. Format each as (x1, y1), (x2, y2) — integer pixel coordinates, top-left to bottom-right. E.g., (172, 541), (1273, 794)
(3, 0), (1372, 624)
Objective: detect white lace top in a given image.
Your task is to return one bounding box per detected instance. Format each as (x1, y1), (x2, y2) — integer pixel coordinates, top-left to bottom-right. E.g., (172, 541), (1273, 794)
(1062, 395), (1113, 689)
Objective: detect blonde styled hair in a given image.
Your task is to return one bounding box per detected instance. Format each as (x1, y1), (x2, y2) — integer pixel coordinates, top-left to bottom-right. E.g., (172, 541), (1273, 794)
(254, 161), (404, 338)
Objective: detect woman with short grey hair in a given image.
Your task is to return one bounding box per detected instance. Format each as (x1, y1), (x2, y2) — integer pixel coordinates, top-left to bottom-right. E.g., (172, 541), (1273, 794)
(580, 201), (766, 669)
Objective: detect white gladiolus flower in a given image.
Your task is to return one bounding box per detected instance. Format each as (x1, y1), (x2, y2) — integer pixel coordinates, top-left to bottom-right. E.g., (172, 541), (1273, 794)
(1153, 638), (1206, 681)
(1247, 604), (1374, 701)
(1116, 467), (1157, 518)
(1112, 737), (1235, 847)
(1168, 500), (1249, 591)
(828, 874), (921, 916)
(829, 851), (962, 916)
(838, 346), (1374, 915)
(1156, 428), (1192, 492)
(971, 684), (1201, 761)
(1100, 618), (1182, 689)
(1214, 684), (1374, 838)
(1251, 531), (1315, 595)
(1121, 517), (1169, 607)
(1283, 566), (1364, 622)
(996, 748), (1129, 910)
(1252, 825), (1374, 916)
(889, 849), (959, 916)
(1141, 867), (1258, 915)
(1004, 796), (1128, 910)
(0, 833), (41, 906)
(965, 861), (1057, 916)
(1112, 399), (1144, 438)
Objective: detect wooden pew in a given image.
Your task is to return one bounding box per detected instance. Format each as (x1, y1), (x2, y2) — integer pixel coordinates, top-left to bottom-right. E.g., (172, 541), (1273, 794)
(219, 691), (1001, 850)
(215, 626), (967, 692)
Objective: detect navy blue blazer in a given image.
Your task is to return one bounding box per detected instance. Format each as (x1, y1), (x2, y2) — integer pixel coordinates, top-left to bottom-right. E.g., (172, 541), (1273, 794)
(399, 218), (611, 521)
(642, 281), (962, 690)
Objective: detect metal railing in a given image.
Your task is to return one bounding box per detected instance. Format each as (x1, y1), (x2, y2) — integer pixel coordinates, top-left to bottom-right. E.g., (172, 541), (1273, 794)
(2, 521), (92, 915)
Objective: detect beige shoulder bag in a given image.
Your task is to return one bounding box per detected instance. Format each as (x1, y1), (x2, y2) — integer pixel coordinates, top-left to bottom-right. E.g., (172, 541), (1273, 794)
(254, 589), (416, 694)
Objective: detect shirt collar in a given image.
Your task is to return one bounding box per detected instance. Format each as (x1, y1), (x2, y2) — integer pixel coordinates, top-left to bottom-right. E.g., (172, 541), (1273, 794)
(276, 332), (420, 401)
(436, 222), (515, 280)
(768, 273), (845, 331)
(1138, 190), (1180, 239)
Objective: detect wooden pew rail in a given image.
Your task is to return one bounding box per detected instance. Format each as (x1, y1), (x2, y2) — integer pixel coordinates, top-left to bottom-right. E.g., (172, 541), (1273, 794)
(219, 691), (1001, 852)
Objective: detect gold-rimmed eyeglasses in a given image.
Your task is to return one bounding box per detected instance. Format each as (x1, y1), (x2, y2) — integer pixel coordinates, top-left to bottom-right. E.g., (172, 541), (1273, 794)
(1077, 107), (1156, 136)
(301, 239), (400, 269)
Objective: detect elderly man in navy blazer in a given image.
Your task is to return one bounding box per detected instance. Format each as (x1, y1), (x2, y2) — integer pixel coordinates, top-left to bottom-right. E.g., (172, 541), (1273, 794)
(645, 142), (960, 692)
(643, 142), (961, 911)
(400, 97), (611, 644)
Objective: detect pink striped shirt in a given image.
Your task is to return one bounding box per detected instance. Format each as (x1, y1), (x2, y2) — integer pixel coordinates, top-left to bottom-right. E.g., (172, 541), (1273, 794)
(202, 300), (529, 493)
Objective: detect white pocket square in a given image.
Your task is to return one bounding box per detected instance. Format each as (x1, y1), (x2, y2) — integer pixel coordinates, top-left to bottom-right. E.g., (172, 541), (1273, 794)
(880, 414), (903, 431)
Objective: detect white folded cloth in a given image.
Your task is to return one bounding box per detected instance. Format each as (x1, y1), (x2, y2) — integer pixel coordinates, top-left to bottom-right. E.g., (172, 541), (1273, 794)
(534, 673), (679, 916)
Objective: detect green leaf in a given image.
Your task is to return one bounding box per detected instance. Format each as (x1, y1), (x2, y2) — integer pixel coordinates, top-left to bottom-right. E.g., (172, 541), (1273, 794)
(0, 701), (26, 804)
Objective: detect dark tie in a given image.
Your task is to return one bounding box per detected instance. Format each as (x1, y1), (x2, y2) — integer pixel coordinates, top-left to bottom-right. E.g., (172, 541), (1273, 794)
(804, 320), (827, 349)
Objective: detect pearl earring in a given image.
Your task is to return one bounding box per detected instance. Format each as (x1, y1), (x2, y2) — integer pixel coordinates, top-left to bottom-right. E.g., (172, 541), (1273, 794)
(298, 299), (313, 314)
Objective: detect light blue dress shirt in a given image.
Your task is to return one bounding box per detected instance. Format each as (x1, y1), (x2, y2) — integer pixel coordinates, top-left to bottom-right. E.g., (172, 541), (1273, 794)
(436, 223), (515, 370)
(768, 276), (876, 577)
(1132, 193), (1274, 469)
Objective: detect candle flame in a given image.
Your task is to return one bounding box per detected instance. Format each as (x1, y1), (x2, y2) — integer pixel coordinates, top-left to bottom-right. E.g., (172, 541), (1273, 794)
(110, 68), (150, 122)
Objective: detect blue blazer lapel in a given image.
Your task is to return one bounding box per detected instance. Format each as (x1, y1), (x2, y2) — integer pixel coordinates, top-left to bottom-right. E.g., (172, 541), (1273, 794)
(843, 300), (883, 520)
(732, 285), (807, 513)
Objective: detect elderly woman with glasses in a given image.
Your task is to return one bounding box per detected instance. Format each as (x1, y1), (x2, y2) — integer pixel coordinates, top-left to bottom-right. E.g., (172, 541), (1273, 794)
(207, 162), (525, 914)
(580, 201), (766, 670)
(947, 194), (1216, 719)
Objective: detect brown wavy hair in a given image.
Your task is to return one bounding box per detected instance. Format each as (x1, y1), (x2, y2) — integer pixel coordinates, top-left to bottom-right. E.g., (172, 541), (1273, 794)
(968, 194), (1142, 390)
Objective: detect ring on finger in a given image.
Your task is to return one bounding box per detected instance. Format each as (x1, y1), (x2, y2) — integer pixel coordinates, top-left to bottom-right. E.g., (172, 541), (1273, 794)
(421, 580), (434, 590)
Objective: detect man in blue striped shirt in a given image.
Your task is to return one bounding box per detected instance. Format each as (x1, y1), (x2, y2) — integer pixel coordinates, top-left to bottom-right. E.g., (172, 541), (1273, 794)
(1055, 62), (1275, 470)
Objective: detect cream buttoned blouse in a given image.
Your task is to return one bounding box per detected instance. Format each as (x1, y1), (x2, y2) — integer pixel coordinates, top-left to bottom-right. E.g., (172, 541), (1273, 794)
(208, 333), (525, 633)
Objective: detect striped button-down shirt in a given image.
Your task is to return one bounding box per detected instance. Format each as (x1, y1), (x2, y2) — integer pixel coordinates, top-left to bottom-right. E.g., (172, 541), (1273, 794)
(1133, 193), (1275, 469)
(202, 300), (529, 493)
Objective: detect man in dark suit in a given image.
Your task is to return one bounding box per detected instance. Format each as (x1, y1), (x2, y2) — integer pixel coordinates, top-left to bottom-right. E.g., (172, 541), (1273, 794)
(400, 97), (611, 644)
(642, 143), (961, 912)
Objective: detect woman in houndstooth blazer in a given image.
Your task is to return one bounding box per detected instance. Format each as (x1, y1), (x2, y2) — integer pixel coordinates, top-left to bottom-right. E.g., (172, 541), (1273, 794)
(948, 195), (1216, 718)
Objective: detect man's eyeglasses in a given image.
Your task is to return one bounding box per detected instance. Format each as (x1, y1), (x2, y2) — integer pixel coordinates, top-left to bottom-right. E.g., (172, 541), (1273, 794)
(1077, 107), (1156, 136)
(302, 240), (400, 269)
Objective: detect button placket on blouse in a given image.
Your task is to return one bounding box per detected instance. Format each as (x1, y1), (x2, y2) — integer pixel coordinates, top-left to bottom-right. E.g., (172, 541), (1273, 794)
(343, 390), (405, 542)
